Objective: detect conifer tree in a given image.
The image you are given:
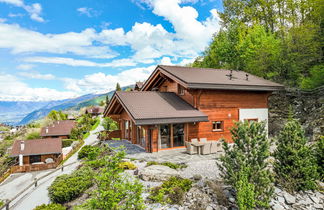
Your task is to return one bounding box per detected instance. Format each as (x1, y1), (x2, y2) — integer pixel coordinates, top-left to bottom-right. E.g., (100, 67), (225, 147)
(105, 95), (110, 105)
(219, 121), (273, 208)
(116, 83), (121, 91)
(274, 117), (319, 192)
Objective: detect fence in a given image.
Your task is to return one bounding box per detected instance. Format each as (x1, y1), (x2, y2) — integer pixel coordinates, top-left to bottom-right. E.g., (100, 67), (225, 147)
(10, 155), (63, 173)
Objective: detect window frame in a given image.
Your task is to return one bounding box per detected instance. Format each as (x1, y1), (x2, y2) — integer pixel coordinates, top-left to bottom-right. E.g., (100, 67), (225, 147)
(177, 84), (185, 95)
(212, 121), (224, 132)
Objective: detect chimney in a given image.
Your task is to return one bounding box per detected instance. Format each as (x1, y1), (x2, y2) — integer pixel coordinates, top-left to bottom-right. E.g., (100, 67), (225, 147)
(246, 74), (249, 81)
(46, 127), (49, 133)
(20, 141), (25, 151)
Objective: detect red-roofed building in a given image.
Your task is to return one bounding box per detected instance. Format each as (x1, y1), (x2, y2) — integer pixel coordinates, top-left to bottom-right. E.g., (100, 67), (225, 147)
(10, 138), (62, 172)
(85, 106), (104, 117)
(40, 120), (76, 139)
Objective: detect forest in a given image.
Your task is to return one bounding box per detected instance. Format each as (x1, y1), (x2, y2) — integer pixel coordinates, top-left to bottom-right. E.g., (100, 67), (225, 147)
(193, 0), (323, 89)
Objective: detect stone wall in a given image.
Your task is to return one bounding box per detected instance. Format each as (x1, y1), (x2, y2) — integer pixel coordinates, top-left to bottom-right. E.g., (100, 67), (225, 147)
(268, 86), (324, 140)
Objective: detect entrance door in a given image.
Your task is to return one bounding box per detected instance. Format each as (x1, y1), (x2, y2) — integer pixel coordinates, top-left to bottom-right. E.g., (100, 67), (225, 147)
(160, 124), (171, 149)
(29, 155), (41, 164)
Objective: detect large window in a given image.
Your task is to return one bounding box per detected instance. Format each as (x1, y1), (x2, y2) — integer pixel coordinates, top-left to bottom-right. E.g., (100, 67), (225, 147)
(160, 124), (171, 149)
(212, 121), (224, 132)
(173, 124), (184, 147)
(29, 155), (41, 164)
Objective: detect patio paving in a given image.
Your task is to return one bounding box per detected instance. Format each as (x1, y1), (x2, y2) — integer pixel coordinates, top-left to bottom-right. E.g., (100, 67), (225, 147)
(105, 140), (221, 163)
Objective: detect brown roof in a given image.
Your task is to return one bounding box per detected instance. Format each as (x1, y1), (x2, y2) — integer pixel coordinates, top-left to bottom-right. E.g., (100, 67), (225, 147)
(10, 138), (62, 157)
(142, 65), (284, 91)
(85, 106), (104, 114)
(134, 82), (144, 90)
(110, 91), (208, 125)
(40, 120), (76, 137)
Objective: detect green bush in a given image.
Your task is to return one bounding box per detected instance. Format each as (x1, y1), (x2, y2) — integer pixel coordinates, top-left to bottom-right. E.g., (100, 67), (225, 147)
(48, 166), (93, 204)
(119, 162), (137, 170)
(78, 145), (100, 160)
(314, 136), (324, 181)
(149, 176), (192, 204)
(0, 200), (4, 208)
(219, 121), (274, 208)
(274, 118), (319, 192)
(34, 203), (66, 210)
(62, 139), (74, 148)
(236, 167), (256, 210)
(102, 117), (118, 131)
(88, 150), (144, 210)
(146, 161), (187, 169)
(26, 131), (41, 140)
(90, 118), (100, 131)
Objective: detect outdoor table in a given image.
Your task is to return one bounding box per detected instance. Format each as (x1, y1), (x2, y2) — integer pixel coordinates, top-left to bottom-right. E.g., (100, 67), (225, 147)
(190, 142), (205, 155)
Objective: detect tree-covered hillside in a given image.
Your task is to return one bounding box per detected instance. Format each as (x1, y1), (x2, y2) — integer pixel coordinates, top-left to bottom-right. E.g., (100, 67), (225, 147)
(193, 0), (323, 89)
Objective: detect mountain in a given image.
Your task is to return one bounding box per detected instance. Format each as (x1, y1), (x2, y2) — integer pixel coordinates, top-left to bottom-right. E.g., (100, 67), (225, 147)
(0, 101), (67, 125)
(18, 93), (103, 125)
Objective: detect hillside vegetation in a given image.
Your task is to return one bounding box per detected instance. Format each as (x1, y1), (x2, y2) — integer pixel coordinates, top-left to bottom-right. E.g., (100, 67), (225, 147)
(193, 0), (323, 89)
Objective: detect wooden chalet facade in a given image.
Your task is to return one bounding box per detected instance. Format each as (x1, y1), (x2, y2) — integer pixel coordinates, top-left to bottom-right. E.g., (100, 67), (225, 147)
(104, 65), (284, 153)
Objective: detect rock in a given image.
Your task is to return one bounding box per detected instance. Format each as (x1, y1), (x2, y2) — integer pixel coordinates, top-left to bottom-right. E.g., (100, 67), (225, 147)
(274, 187), (282, 195)
(283, 192), (296, 205)
(184, 187), (212, 209)
(139, 165), (179, 181)
(297, 197), (312, 206)
(192, 174), (202, 181)
(309, 195), (320, 204)
(272, 202), (285, 210)
(229, 197), (235, 203)
(206, 206), (213, 210)
(277, 196), (285, 204)
(314, 203), (323, 209)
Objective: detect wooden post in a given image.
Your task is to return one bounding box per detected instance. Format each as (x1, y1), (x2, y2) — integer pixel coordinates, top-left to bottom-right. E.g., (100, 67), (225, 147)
(34, 178), (37, 187)
(5, 200), (9, 210)
(170, 124), (173, 148)
(61, 166), (64, 171)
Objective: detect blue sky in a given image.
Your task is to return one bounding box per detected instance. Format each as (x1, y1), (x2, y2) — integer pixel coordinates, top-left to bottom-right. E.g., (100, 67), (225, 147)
(0, 0), (223, 101)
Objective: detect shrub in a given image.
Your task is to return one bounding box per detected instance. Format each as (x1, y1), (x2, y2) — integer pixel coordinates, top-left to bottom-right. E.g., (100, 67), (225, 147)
(78, 145), (100, 160)
(314, 136), (324, 181)
(146, 161), (187, 169)
(90, 118), (100, 131)
(62, 139), (74, 148)
(102, 117), (118, 131)
(149, 176), (192, 204)
(236, 167), (256, 210)
(34, 203), (66, 210)
(219, 121), (274, 208)
(48, 166), (93, 204)
(0, 200), (4, 208)
(88, 150), (144, 210)
(119, 162), (137, 170)
(274, 118), (319, 192)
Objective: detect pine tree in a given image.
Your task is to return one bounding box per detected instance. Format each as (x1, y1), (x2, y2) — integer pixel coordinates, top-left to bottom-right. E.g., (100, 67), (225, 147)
(116, 83), (121, 91)
(219, 121), (274, 208)
(274, 118), (319, 192)
(105, 95), (109, 105)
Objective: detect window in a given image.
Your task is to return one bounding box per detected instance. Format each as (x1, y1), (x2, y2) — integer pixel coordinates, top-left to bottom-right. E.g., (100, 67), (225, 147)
(212, 121), (223, 132)
(178, 84), (185, 95)
(246, 118), (258, 123)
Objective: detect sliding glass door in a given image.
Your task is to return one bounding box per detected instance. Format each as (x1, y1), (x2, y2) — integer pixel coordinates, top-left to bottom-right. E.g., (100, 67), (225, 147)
(173, 124), (184, 147)
(160, 124), (171, 149)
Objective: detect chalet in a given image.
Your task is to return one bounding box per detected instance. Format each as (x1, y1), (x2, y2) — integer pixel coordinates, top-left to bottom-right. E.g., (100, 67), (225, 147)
(10, 138), (62, 172)
(85, 106), (104, 116)
(104, 65), (284, 153)
(133, 82), (144, 91)
(40, 120), (76, 139)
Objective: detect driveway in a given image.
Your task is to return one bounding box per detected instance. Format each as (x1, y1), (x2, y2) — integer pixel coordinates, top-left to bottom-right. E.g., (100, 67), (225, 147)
(0, 120), (104, 210)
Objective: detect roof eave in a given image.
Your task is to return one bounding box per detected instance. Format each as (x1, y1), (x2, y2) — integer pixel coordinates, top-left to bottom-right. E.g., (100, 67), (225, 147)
(187, 83), (284, 91)
(134, 116), (209, 126)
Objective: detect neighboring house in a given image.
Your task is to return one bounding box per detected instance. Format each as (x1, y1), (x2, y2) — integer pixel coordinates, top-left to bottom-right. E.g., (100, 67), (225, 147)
(40, 120), (76, 139)
(133, 82), (144, 91)
(85, 106), (104, 116)
(10, 138), (62, 172)
(104, 65), (284, 152)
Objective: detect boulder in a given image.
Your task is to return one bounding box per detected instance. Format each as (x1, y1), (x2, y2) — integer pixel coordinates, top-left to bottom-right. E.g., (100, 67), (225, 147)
(139, 165), (179, 181)
(283, 192), (296, 205)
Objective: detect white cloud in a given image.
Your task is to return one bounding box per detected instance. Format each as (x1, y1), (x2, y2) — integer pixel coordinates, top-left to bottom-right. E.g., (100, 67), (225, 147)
(77, 7), (100, 17)
(16, 64), (34, 70)
(63, 65), (156, 93)
(23, 57), (137, 67)
(0, 23), (117, 58)
(160, 57), (173, 65)
(0, 0), (44, 22)
(0, 73), (76, 101)
(0, 18), (6, 23)
(18, 71), (55, 80)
